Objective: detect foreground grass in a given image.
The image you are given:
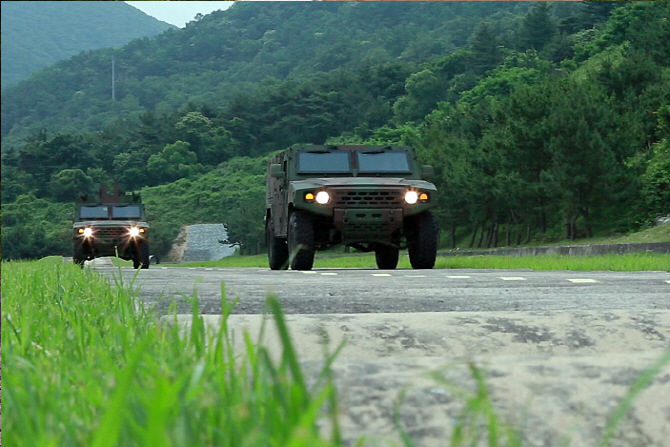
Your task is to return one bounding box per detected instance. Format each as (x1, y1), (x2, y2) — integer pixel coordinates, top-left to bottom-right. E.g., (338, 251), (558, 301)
(4, 260), (669, 446)
(182, 252), (670, 271)
(2, 261), (342, 447)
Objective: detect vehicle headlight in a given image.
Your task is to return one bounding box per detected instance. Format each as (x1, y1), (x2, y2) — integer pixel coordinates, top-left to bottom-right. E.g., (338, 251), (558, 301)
(129, 227), (140, 237)
(315, 191), (330, 205)
(405, 191), (419, 204)
(80, 227), (93, 238)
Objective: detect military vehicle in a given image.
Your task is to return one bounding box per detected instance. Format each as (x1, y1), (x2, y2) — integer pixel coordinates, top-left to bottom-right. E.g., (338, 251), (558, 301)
(266, 145), (439, 270)
(73, 184), (150, 268)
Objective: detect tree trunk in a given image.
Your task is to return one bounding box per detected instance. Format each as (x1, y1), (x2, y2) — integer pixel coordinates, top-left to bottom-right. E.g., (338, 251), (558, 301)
(491, 222), (499, 248)
(450, 225), (457, 249)
(582, 207), (593, 238)
(522, 225), (531, 245)
(540, 211), (547, 234)
(477, 220), (487, 248)
(506, 228), (511, 247)
(469, 225), (478, 249)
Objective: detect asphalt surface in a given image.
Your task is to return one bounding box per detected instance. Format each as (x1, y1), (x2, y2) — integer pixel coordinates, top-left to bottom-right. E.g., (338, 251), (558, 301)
(93, 261), (670, 447)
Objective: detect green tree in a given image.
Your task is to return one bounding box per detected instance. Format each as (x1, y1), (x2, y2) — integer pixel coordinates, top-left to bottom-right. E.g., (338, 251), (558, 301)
(519, 3), (557, 52)
(48, 169), (93, 202)
(468, 22), (503, 74)
(147, 141), (198, 184)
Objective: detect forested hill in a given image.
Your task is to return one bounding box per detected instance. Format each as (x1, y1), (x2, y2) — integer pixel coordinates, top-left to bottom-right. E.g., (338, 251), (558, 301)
(0, 1), (174, 88)
(2, 2), (669, 261)
(1, 1), (531, 147)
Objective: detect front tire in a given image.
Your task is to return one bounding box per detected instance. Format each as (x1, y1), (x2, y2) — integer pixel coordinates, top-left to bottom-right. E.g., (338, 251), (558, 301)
(267, 216), (289, 270)
(405, 211), (439, 269)
(133, 241), (150, 269)
(375, 244), (399, 270)
(288, 211), (315, 271)
(73, 243), (86, 267)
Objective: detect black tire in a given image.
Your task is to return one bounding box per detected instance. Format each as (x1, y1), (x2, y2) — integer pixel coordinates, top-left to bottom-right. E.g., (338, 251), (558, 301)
(140, 242), (150, 269)
(288, 211), (315, 271)
(132, 241), (150, 269)
(405, 211), (439, 269)
(267, 216), (289, 270)
(375, 244), (399, 270)
(73, 243), (86, 267)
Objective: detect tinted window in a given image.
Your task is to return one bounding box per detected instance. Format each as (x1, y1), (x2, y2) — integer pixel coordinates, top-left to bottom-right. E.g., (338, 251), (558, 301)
(298, 152), (351, 174)
(357, 151), (411, 173)
(112, 205), (142, 219)
(80, 206), (109, 219)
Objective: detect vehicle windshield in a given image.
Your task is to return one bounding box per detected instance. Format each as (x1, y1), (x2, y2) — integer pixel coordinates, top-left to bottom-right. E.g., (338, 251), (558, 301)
(79, 206), (109, 219)
(357, 151), (411, 174)
(112, 205), (143, 219)
(298, 151), (351, 174)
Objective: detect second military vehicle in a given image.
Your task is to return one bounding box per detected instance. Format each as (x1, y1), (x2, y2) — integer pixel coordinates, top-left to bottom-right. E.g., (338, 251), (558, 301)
(73, 184), (150, 269)
(266, 145), (439, 270)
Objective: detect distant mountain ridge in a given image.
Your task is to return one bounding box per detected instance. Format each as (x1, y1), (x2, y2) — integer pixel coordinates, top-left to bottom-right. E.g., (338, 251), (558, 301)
(1, 1), (174, 88)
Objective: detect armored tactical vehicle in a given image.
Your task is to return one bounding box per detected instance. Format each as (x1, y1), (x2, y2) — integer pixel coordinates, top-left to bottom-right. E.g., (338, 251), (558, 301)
(73, 184), (150, 268)
(266, 145), (439, 270)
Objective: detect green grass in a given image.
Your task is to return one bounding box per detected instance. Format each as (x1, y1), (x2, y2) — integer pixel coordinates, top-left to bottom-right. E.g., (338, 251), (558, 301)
(4, 260), (669, 446)
(2, 261), (343, 447)
(181, 252), (670, 271)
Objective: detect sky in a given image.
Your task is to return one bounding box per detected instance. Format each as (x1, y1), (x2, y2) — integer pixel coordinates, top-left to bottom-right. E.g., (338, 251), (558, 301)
(125, 1), (234, 28)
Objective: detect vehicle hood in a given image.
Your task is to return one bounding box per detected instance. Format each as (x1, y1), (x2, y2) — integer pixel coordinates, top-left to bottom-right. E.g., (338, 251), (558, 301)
(290, 177), (436, 191)
(73, 220), (149, 229)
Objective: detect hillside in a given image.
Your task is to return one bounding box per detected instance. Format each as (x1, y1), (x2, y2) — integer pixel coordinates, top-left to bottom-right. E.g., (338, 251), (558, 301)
(0, 1), (174, 88)
(1, 1), (531, 147)
(2, 2), (669, 261)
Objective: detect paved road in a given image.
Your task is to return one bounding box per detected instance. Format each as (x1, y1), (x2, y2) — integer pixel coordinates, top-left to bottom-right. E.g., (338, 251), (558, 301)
(95, 262), (670, 447)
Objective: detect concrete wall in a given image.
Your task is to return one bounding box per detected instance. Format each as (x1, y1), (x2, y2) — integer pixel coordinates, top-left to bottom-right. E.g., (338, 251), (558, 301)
(438, 242), (670, 258)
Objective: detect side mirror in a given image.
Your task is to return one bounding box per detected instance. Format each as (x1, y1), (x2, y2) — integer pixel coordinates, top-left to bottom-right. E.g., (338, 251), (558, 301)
(270, 163), (285, 179)
(421, 165), (435, 179)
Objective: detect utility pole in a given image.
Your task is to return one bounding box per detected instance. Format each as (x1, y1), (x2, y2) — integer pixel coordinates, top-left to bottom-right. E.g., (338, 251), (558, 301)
(112, 56), (116, 101)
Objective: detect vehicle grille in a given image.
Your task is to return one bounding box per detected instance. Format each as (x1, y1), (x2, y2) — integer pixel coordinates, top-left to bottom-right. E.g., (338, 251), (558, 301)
(332, 189), (404, 207)
(94, 227), (127, 238)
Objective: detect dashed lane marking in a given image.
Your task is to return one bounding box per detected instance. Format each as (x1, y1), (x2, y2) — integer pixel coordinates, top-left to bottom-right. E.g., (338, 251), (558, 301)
(161, 267), (168, 270)
(320, 273), (338, 276)
(372, 274), (392, 277)
(301, 271), (317, 274)
(406, 275), (428, 278)
(205, 268), (213, 271)
(447, 275), (471, 279)
(499, 277), (527, 281)
(665, 280), (670, 284)
(568, 279), (599, 283)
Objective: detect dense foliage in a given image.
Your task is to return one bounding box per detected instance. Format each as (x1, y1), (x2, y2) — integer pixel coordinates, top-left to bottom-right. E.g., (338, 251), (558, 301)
(2, 2), (669, 260)
(0, 1), (173, 88)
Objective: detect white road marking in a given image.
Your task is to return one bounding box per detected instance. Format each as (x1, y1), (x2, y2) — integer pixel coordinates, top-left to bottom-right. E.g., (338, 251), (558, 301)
(568, 279), (599, 283)
(372, 274), (392, 277)
(205, 268), (213, 271)
(320, 273), (338, 276)
(218, 269), (226, 271)
(301, 271), (317, 274)
(188, 268), (196, 270)
(665, 280), (670, 284)
(161, 267), (168, 270)
(499, 277), (526, 281)
(406, 275), (428, 278)
(447, 275), (471, 279)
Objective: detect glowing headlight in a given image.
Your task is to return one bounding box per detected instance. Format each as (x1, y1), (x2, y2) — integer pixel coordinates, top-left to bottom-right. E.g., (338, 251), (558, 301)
(129, 227), (141, 237)
(405, 191), (419, 204)
(83, 228), (93, 238)
(315, 191), (330, 205)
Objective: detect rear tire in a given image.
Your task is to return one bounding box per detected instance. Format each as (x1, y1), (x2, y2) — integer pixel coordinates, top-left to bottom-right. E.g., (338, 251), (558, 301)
(267, 216), (289, 270)
(288, 211), (315, 271)
(405, 211), (439, 269)
(375, 244), (399, 270)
